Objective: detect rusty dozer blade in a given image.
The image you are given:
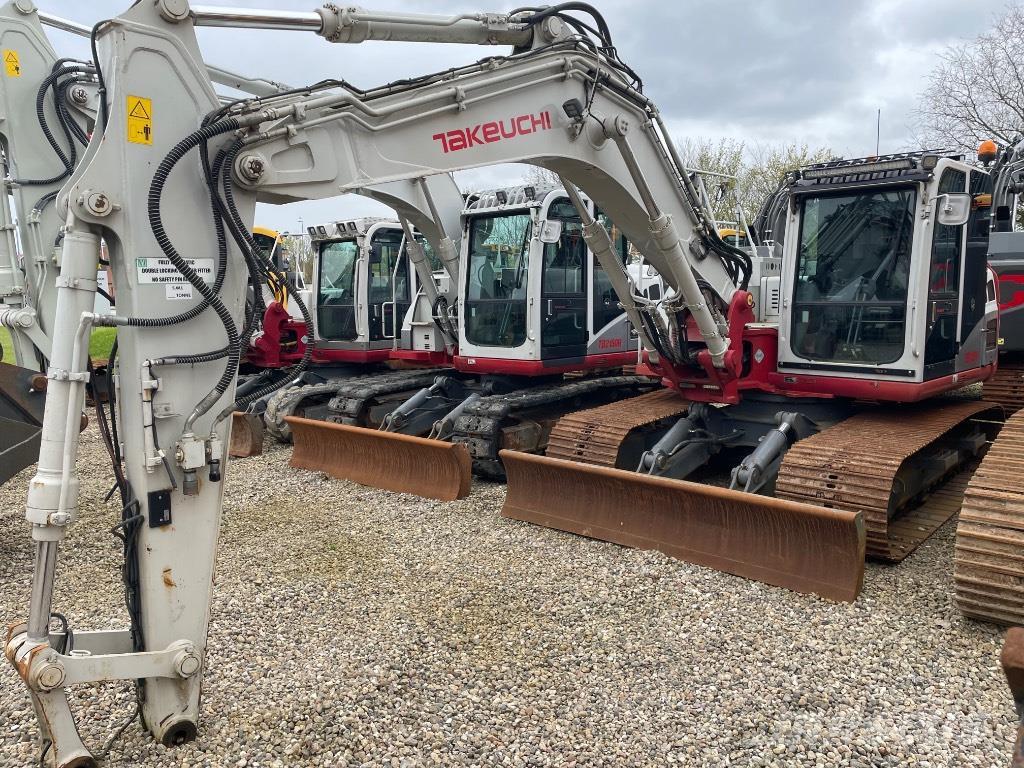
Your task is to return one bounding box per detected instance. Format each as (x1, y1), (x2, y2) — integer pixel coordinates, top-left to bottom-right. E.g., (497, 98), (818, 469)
(500, 450), (866, 602)
(0, 362), (46, 485)
(229, 411), (265, 458)
(286, 416), (471, 501)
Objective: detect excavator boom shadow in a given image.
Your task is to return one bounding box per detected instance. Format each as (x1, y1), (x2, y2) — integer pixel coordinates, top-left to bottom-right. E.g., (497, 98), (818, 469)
(286, 416), (472, 501)
(500, 449), (867, 602)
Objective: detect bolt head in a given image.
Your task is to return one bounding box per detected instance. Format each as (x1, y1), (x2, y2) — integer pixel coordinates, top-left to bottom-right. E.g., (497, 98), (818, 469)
(34, 662), (65, 691)
(158, 0), (190, 22)
(239, 155), (266, 181)
(175, 649), (201, 678)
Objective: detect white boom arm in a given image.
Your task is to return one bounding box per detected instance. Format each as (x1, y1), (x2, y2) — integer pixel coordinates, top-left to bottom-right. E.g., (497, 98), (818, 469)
(0, 0), (99, 368)
(5, 4), (747, 766)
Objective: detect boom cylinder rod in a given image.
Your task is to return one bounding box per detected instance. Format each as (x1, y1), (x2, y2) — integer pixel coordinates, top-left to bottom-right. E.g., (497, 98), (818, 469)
(190, 5), (322, 31)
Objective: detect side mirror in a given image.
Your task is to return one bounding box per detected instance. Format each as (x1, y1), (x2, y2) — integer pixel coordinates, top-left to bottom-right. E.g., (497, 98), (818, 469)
(539, 220), (563, 244)
(368, 246), (382, 264)
(935, 192), (971, 227)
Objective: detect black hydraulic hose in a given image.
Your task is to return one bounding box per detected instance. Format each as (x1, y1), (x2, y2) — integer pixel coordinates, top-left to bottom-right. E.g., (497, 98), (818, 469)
(203, 139), (266, 341)
(145, 118), (243, 426)
(112, 126), (235, 347)
(12, 64), (92, 185)
(210, 142), (315, 416)
(32, 190), (59, 213)
(90, 22), (110, 129)
(55, 78), (91, 147)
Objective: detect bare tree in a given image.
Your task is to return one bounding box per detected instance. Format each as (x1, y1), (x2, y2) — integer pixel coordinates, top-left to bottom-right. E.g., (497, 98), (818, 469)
(521, 165), (560, 189)
(282, 233), (315, 284)
(914, 6), (1024, 152)
(740, 142), (834, 221)
(676, 137), (746, 225)
(517, 137), (832, 228)
(675, 137), (833, 225)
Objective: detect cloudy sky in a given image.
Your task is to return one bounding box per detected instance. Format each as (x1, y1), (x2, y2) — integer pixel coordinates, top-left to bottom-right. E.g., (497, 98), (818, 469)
(41, 0), (1009, 232)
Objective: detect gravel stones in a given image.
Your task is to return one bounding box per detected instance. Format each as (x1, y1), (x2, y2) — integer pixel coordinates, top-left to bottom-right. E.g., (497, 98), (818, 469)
(0, 429), (1017, 766)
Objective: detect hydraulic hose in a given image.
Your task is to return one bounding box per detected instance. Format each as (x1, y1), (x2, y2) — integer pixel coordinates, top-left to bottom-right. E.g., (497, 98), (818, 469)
(12, 64), (94, 186)
(145, 118), (243, 431)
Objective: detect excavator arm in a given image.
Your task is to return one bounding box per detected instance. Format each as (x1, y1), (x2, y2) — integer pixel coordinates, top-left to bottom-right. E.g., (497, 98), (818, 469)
(3, 4), (851, 766)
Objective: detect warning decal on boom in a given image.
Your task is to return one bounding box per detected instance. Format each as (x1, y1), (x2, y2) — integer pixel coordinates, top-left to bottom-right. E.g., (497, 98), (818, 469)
(127, 95), (152, 145)
(3, 50), (20, 77)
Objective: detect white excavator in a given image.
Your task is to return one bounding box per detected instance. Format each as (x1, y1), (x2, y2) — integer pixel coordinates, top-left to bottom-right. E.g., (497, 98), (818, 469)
(2, 3), (1018, 767)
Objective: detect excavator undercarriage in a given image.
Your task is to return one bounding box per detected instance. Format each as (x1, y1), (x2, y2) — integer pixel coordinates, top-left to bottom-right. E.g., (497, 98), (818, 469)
(503, 394), (1004, 602)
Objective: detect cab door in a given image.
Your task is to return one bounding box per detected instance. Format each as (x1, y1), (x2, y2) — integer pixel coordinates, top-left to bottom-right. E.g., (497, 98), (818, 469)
(540, 197), (588, 361)
(960, 169), (993, 346)
(366, 228), (411, 342)
(923, 168), (966, 378)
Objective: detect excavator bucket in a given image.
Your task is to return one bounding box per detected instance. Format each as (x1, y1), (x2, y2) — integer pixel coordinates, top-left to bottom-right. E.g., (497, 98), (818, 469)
(229, 411), (265, 458)
(0, 362), (46, 485)
(286, 416), (472, 501)
(500, 450), (866, 602)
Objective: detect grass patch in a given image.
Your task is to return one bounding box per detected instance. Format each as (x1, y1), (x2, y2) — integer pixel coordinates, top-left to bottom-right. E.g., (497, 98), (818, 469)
(89, 328), (117, 361)
(0, 326), (117, 364)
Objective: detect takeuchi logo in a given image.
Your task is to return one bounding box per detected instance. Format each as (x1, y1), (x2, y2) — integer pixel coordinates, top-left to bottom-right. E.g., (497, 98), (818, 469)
(432, 111), (552, 153)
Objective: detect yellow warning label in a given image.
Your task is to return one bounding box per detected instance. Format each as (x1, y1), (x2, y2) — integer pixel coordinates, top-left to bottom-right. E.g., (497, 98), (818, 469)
(126, 95), (152, 145)
(3, 50), (20, 77)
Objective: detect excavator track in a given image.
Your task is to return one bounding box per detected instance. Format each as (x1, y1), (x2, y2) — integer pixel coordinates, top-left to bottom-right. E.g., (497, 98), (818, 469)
(984, 359), (1024, 415)
(451, 375), (659, 477)
(265, 381), (349, 442)
(775, 400), (1000, 562)
(544, 389), (688, 468)
(264, 369), (447, 442)
(954, 410), (1024, 626)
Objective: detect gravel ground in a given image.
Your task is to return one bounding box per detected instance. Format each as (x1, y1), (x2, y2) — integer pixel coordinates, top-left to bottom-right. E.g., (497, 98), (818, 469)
(0, 429), (1017, 767)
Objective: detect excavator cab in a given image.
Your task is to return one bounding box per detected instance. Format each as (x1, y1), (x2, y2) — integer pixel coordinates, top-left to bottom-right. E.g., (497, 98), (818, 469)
(776, 153), (998, 396)
(310, 218), (436, 361)
(457, 185), (647, 375)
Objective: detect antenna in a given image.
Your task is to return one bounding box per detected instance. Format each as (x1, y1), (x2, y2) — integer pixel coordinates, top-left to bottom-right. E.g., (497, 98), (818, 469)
(875, 109), (881, 156)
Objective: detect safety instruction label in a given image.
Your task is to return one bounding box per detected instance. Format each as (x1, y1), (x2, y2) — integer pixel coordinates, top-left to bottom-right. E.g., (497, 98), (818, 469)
(165, 284), (194, 301)
(136, 257), (215, 285)
(3, 50), (20, 77)
(126, 95), (152, 145)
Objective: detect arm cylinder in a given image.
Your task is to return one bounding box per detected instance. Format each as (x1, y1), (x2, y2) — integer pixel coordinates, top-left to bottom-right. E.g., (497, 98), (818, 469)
(189, 5), (535, 46)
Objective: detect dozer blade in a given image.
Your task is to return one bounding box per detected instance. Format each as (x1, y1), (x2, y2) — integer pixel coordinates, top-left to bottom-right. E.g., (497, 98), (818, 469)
(500, 450), (866, 602)
(229, 411), (265, 458)
(286, 416), (471, 501)
(0, 362), (46, 485)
